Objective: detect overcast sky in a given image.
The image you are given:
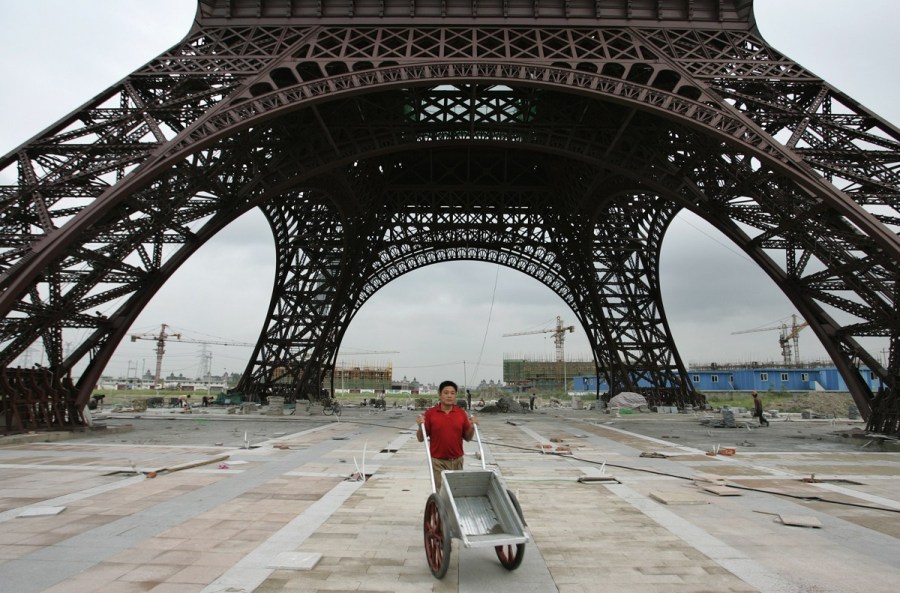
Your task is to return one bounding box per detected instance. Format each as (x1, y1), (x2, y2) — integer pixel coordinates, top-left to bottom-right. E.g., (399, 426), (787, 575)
(1, 1), (897, 387)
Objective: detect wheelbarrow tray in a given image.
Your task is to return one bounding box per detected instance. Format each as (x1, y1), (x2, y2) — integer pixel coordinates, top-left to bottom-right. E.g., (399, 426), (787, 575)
(438, 469), (529, 549)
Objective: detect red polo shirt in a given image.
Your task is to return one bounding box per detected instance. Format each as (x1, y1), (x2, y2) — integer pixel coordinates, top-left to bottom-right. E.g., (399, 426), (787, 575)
(424, 404), (470, 459)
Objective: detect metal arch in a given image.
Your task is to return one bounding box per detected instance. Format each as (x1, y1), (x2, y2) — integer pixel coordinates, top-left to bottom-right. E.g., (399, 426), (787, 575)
(232, 147), (701, 404)
(3, 88), (896, 414)
(0, 8), (898, 431)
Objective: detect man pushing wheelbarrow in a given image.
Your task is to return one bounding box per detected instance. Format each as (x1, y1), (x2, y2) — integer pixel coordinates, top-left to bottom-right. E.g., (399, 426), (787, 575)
(417, 380), (529, 579)
(416, 380), (477, 490)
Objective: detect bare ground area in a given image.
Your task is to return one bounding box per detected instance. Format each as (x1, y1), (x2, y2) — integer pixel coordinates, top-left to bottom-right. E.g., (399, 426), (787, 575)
(775, 391), (856, 417)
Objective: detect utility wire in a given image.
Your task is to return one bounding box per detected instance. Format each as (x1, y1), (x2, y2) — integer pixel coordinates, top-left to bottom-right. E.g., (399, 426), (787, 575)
(471, 265), (501, 383)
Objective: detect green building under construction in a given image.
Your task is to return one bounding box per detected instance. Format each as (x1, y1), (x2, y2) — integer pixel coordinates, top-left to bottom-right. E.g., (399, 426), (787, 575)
(503, 356), (596, 393)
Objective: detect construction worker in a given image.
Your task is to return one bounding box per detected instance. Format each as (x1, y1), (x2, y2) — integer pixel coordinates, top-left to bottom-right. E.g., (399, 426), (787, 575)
(752, 391), (769, 426)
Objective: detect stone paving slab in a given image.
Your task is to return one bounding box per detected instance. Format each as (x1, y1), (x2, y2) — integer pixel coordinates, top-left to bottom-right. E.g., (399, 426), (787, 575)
(0, 409), (898, 593)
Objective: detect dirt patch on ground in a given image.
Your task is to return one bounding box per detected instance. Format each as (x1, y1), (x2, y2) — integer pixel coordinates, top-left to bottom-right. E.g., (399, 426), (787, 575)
(776, 392), (856, 418)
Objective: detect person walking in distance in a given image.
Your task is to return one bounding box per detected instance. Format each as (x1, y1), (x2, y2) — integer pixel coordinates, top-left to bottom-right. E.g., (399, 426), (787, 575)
(752, 391), (769, 426)
(417, 380), (477, 490)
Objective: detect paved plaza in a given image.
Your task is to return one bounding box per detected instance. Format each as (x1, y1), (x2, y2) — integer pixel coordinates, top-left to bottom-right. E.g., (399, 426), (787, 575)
(1, 406), (899, 593)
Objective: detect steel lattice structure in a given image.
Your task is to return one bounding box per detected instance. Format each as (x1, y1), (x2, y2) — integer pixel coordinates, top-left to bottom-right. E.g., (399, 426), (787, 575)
(1, 0), (898, 433)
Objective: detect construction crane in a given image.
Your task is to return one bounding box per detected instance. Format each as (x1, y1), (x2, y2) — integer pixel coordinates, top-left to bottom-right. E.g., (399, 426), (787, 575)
(130, 323), (253, 388)
(731, 314), (810, 366)
(337, 349), (400, 356)
(503, 316), (575, 392)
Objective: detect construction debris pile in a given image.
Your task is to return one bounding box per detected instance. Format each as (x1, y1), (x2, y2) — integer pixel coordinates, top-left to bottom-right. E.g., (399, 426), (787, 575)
(700, 409), (738, 429)
(479, 396), (527, 414)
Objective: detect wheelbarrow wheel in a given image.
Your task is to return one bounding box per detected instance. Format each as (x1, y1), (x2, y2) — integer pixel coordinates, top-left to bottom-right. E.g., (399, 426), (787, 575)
(495, 489), (526, 570)
(424, 493), (451, 579)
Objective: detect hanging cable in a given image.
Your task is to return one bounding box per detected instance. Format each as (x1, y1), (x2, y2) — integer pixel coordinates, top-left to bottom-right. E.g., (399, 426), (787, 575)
(470, 264), (501, 383)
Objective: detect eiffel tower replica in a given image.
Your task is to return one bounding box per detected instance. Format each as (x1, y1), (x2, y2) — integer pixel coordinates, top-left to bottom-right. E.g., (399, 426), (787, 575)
(1, 0), (897, 434)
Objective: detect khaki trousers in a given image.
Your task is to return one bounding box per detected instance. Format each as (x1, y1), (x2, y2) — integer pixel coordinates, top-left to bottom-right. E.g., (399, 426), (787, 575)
(431, 456), (464, 490)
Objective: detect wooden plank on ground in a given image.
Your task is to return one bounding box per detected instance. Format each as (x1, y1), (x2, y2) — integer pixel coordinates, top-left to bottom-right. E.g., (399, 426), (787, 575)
(779, 514), (823, 528)
(649, 490), (708, 505)
(699, 484), (743, 496)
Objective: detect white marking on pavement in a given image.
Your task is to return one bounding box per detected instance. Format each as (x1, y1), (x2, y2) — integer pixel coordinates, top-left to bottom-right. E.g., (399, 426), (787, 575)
(0, 474), (146, 524)
(813, 483), (900, 510)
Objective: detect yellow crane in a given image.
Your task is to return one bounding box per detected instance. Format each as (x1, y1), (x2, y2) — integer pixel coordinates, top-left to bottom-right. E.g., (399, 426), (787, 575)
(130, 323), (252, 388)
(503, 316), (575, 392)
(731, 314), (809, 366)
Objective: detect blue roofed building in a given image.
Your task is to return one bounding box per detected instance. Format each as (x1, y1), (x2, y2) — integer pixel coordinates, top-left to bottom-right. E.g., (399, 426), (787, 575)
(573, 363), (881, 394)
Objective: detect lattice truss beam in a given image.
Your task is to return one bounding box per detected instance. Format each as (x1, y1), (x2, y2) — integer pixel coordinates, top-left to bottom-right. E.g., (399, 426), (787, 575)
(244, 192), (360, 399)
(0, 16), (898, 428)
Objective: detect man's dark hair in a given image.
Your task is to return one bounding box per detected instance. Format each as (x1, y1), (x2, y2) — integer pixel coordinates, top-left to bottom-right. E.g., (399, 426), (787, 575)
(438, 380), (458, 393)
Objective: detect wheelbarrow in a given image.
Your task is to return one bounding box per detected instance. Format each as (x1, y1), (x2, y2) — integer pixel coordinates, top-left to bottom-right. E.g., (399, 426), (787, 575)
(421, 420), (529, 579)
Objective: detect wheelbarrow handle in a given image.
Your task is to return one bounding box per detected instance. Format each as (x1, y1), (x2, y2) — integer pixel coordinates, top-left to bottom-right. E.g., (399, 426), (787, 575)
(420, 420), (437, 494)
(472, 417), (486, 470)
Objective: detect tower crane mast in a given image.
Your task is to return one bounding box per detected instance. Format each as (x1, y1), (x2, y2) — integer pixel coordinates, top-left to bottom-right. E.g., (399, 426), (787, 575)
(130, 323), (252, 387)
(731, 314), (810, 366)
